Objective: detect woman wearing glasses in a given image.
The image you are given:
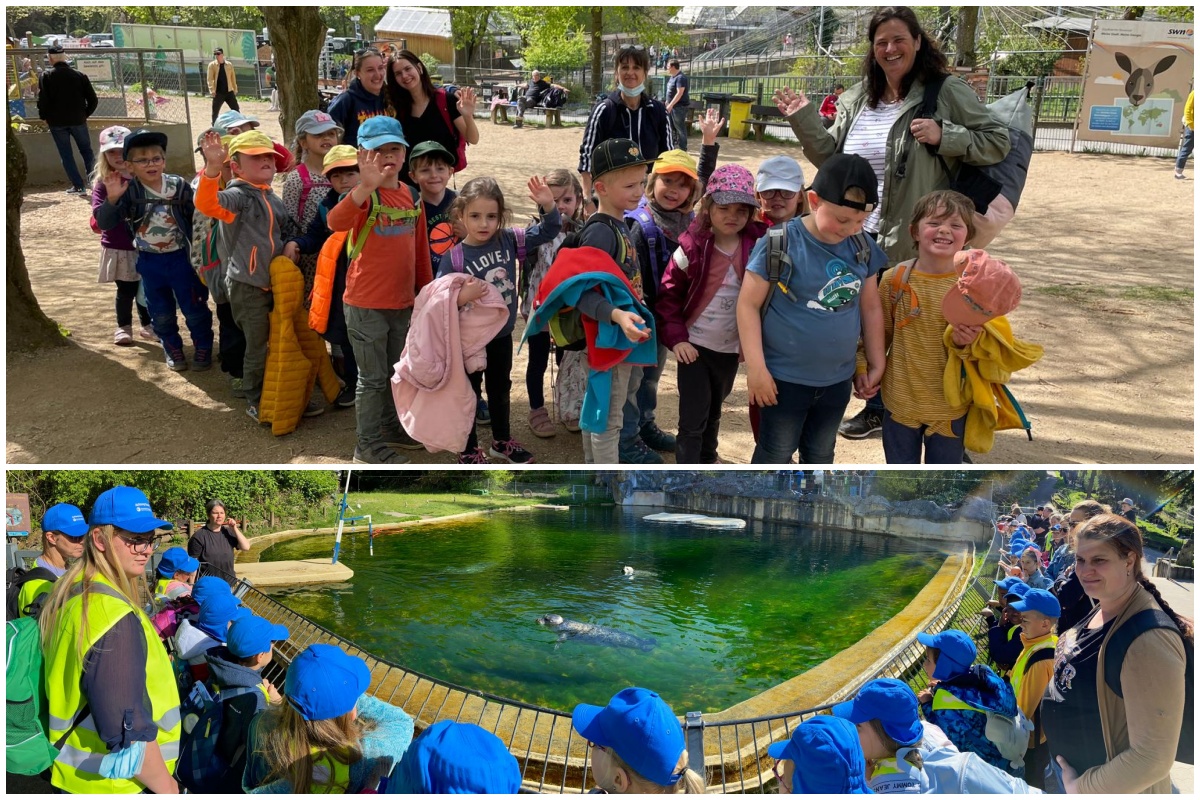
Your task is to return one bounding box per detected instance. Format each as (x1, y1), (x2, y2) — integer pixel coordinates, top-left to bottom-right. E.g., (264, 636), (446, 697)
(38, 487), (182, 794)
(328, 47), (391, 147)
(385, 49), (478, 186)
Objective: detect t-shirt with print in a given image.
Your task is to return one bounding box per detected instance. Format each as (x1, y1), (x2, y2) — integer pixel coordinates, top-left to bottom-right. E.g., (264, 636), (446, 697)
(423, 189), (457, 273)
(746, 216), (886, 387)
(687, 245), (742, 354)
(327, 186), (432, 310)
(842, 98), (905, 234)
(133, 177), (187, 253)
(436, 207), (562, 336)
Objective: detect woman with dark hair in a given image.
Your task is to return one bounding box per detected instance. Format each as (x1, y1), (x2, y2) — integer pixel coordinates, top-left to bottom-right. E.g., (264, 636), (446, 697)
(1043, 514), (1190, 794)
(328, 47), (391, 147)
(1050, 499), (1108, 633)
(385, 49), (478, 186)
(186, 499), (250, 583)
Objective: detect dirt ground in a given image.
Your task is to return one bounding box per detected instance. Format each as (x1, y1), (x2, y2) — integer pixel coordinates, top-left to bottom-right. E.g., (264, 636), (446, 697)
(7, 96), (1195, 465)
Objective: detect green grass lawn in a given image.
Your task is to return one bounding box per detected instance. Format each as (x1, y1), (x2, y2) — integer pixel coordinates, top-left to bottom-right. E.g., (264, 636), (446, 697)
(309, 491), (553, 529)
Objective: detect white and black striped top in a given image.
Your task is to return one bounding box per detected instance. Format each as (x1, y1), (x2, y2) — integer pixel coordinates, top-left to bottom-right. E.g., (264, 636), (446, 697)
(842, 99), (905, 234)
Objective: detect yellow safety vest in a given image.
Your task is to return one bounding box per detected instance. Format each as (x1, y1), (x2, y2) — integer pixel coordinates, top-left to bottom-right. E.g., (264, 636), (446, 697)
(931, 687), (979, 713)
(310, 747), (353, 794)
(1010, 635), (1057, 698)
(17, 577), (54, 617)
(43, 574), (182, 793)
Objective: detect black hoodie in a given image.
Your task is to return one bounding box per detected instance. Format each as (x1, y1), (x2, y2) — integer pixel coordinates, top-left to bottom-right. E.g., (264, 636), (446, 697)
(578, 90), (675, 175)
(328, 78), (390, 147)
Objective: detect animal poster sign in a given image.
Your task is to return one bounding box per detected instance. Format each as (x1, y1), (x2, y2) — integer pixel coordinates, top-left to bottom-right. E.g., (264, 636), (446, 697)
(6, 494), (31, 537)
(1078, 20), (1193, 148)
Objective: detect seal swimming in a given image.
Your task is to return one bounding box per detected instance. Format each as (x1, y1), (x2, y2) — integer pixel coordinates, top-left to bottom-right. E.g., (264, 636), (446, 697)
(536, 614), (656, 652)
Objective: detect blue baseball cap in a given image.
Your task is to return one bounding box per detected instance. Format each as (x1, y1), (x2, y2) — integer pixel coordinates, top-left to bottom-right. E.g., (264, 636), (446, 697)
(1009, 588), (1061, 618)
(831, 679), (923, 747)
(1009, 541), (1035, 556)
(916, 629), (977, 681)
(1004, 580), (1032, 600)
(395, 720), (521, 794)
(285, 644), (371, 721)
(213, 109), (260, 133)
(227, 614), (290, 659)
(767, 716), (872, 794)
(192, 575), (232, 605)
(89, 486), (172, 534)
(196, 591), (250, 642)
(157, 546), (200, 577)
(994, 576), (1021, 592)
(357, 115), (408, 151)
(43, 503), (88, 537)
(572, 687), (684, 786)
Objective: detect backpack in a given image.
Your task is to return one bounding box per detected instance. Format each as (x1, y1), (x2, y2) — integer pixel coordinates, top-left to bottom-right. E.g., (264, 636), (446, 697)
(344, 185), (422, 264)
(1103, 608), (1194, 765)
(177, 679), (265, 793)
(447, 227), (526, 273)
(918, 747), (1041, 793)
(624, 203), (674, 288)
(150, 594), (200, 643)
(542, 86), (567, 109)
(759, 222), (871, 319)
(918, 77), (1035, 247)
(550, 214), (632, 347)
(433, 87), (469, 172)
(6, 566), (56, 620)
(293, 164), (320, 226)
(127, 175), (190, 235)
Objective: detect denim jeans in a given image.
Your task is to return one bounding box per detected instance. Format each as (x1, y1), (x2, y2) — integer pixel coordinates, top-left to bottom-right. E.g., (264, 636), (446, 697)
(1176, 125), (1194, 171)
(752, 378), (853, 464)
(619, 344), (667, 446)
(882, 412), (967, 464)
(49, 124), (95, 190)
(137, 249), (214, 356)
(345, 305), (411, 455)
(671, 105), (689, 152)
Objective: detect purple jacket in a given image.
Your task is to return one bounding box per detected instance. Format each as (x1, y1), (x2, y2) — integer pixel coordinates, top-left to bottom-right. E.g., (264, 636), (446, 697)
(91, 177), (136, 251)
(655, 216), (768, 350)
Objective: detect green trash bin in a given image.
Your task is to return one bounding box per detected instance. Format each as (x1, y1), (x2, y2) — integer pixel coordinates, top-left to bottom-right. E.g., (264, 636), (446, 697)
(728, 94), (754, 140)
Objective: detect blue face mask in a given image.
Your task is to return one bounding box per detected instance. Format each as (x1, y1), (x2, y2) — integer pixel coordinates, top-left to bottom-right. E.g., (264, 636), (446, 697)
(619, 83), (645, 98)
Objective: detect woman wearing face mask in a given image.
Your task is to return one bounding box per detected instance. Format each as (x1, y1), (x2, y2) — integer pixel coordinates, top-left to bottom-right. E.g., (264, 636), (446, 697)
(328, 47), (392, 147)
(578, 45), (676, 215)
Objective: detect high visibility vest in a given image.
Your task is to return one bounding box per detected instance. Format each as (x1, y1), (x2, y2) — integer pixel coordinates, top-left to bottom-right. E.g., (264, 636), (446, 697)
(1010, 635), (1057, 698)
(931, 687), (978, 713)
(310, 747), (353, 794)
(43, 574), (182, 793)
(17, 576), (55, 617)
(153, 576), (172, 605)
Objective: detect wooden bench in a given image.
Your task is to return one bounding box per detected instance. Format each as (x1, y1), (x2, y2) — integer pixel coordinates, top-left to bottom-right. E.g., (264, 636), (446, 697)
(744, 104), (791, 141)
(494, 101), (562, 128)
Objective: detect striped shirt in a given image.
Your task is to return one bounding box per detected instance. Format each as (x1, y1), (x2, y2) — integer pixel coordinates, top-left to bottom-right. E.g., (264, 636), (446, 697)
(842, 99), (905, 234)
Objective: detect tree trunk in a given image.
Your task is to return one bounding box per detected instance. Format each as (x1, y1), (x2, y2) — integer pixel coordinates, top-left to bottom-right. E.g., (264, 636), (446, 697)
(259, 6), (325, 144)
(590, 7), (604, 97)
(7, 106), (66, 352)
(955, 6), (979, 69)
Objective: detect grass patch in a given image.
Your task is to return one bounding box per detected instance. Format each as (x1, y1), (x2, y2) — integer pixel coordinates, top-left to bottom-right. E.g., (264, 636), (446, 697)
(310, 490), (550, 528)
(1034, 284), (1193, 309)
(1122, 286), (1193, 303)
(1033, 284), (1108, 304)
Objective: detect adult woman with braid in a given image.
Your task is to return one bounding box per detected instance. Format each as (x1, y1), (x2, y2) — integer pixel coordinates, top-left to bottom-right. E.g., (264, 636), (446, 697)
(1043, 514), (1190, 793)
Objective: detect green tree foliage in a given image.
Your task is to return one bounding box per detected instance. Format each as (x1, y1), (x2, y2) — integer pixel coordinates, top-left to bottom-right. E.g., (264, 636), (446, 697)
(504, 7), (589, 76)
(1160, 470), (1194, 509)
(450, 7), (495, 82)
(873, 471), (1041, 508)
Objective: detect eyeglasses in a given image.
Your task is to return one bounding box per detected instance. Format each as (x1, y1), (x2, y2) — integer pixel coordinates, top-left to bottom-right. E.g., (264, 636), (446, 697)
(129, 156), (165, 166)
(760, 189), (798, 200)
(114, 531), (160, 553)
(772, 760), (792, 790)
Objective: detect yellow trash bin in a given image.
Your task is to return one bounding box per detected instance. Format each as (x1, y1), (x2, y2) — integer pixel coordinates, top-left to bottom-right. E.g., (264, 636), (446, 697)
(727, 94), (754, 140)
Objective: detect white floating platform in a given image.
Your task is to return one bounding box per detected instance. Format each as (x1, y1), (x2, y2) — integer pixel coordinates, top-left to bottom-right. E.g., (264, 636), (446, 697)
(642, 512), (746, 529)
(643, 513), (708, 522)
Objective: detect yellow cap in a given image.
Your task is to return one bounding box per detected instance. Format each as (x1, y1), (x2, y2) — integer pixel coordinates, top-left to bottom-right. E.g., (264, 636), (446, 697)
(322, 144), (359, 175)
(227, 130), (276, 158)
(220, 135), (234, 163)
(652, 149), (698, 179)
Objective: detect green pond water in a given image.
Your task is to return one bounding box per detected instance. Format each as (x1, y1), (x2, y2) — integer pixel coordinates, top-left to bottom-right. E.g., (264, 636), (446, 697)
(260, 507), (945, 712)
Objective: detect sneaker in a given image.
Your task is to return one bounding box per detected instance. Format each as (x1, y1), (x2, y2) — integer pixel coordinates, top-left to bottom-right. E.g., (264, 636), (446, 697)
(139, 324), (157, 341)
(528, 406), (556, 438)
(164, 347), (188, 371)
(246, 404), (261, 423)
(334, 385), (356, 408)
(303, 394), (326, 418)
(1175, 171), (1187, 180)
(114, 326), (134, 346)
(64, 186), (85, 196)
(475, 397), (491, 424)
(489, 438), (535, 464)
(191, 347), (213, 372)
(458, 447), (491, 464)
(352, 446), (410, 464)
(838, 407), (883, 439)
(563, 418), (582, 433)
(512, 119), (523, 129)
(230, 377), (246, 398)
(639, 422), (676, 453)
(619, 439), (664, 464)
(383, 427), (424, 450)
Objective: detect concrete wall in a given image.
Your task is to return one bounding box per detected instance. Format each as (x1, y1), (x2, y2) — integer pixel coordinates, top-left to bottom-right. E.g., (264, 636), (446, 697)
(19, 121), (193, 186)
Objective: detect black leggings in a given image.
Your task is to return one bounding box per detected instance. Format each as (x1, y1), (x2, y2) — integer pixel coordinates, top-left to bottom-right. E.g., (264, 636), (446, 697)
(466, 334), (514, 451)
(525, 330), (565, 410)
(115, 279), (150, 328)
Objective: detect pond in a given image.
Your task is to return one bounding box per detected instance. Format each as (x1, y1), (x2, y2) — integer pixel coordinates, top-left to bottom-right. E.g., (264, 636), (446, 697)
(260, 506), (945, 713)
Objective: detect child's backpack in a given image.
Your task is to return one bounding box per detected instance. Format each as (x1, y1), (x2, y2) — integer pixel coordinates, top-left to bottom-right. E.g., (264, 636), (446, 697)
(150, 594), (200, 643)
(6, 566), (56, 620)
(293, 163), (321, 226)
(624, 201), (681, 288)
(447, 227), (526, 273)
(127, 175), (191, 233)
(759, 222), (871, 319)
(542, 86), (567, 109)
(190, 210), (227, 302)
(177, 679), (266, 793)
(1103, 608), (1194, 765)
(433, 87), (469, 172)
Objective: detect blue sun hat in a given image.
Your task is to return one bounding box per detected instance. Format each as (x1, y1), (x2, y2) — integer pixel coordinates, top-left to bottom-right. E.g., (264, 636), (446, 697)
(572, 687), (685, 786)
(156, 546), (200, 578)
(285, 644), (371, 722)
(89, 486), (172, 533)
(195, 591), (250, 642)
(767, 715), (872, 793)
(395, 720), (521, 793)
(226, 615), (290, 659)
(192, 575), (233, 605)
(915, 629), (977, 680)
(1009, 588), (1061, 618)
(357, 116), (408, 151)
(831, 678), (923, 747)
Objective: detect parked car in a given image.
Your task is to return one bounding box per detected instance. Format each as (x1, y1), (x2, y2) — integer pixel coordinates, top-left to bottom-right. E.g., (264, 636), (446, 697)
(89, 33), (115, 47)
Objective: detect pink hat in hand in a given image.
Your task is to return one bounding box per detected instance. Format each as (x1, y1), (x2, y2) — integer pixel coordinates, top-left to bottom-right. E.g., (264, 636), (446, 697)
(941, 249), (1022, 327)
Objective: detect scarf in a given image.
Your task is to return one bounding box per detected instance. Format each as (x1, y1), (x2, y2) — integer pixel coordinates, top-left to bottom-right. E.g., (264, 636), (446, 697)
(647, 199), (692, 243)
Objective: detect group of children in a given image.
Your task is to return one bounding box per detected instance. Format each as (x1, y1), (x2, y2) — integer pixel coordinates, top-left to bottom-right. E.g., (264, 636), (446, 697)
(89, 100), (1037, 464)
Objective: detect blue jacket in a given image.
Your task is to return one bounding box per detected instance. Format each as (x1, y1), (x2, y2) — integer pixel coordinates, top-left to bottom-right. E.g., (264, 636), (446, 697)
(328, 79), (390, 147)
(920, 664), (1022, 776)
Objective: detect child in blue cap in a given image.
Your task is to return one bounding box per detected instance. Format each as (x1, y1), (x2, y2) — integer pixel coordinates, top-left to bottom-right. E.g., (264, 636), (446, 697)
(393, 719), (521, 793)
(570, 686), (706, 793)
(987, 580), (1030, 676)
(152, 546), (199, 612)
(831, 678), (929, 793)
(243, 643), (414, 793)
(1007, 588), (1060, 789)
(768, 715), (872, 793)
(174, 589), (250, 685)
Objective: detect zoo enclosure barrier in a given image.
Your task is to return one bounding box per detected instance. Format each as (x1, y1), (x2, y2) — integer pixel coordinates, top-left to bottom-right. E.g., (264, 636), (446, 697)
(197, 536), (991, 793)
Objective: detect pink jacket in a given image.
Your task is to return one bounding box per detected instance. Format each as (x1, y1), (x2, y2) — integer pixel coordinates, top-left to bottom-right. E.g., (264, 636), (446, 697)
(391, 274), (509, 453)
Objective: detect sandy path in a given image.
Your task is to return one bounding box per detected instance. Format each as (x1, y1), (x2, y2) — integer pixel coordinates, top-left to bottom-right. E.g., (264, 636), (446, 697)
(7, 96), (1194, 465)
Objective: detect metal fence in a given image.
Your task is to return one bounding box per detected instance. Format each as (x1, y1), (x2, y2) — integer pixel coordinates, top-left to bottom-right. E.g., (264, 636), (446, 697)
(201, 532), (989, 793)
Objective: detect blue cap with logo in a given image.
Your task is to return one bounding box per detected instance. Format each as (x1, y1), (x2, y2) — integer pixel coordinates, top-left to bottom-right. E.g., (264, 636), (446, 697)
(89, 487), (172, 534)
(767, 715), (872, 794)
(1004, 580), (1032, 600)
(226, 614), (290, 659)
(572, 687), (684, 786)
(831, 678), (923, 747)
(192, 575), (233, 605)
(196, 591), (250, 642)
(395, 720), (522, 794)
(157, 546), (200, 578)
(1009, 588), (1061, 618)
(285, 644), (371, 722)
(916, 629), (977, 681)
(43, 503), (88, 537)
(357, 116), (408, 151)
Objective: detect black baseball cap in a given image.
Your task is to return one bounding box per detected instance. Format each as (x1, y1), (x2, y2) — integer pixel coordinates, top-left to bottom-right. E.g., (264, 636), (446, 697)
(123, 128), (169, 159)
(590, 138), (655, 181)
(47, 44), (65, 54)
(213, 48), (224, 55)
(811, 153), (878, 213)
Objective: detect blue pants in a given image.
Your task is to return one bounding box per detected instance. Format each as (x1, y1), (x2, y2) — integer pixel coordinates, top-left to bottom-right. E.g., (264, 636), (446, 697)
(1176, 125), (1194, 172)
(49, 124), (95, 190)
(671, 106), (690, 152)
(882, 411), (967, 464)
(136, 249), (214, 355)
(752, 378), (853, 464)
(620, 344), (667, 446)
